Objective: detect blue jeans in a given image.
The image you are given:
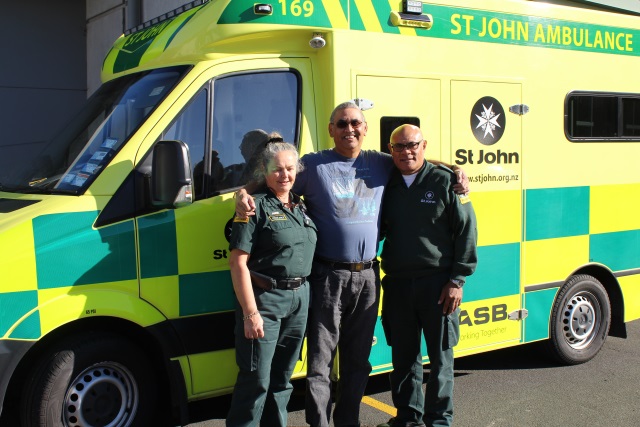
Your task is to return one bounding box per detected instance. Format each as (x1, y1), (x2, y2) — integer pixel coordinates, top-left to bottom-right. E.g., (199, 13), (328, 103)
(305, 260), (380, 427)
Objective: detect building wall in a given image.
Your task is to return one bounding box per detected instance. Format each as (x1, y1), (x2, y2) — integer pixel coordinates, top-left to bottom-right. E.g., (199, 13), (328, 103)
(0, 0), (184, 177)
(0, 0), (85, 176)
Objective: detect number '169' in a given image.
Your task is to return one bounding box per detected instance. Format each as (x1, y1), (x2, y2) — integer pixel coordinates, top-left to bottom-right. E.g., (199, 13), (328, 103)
(278, 0), (315, 17)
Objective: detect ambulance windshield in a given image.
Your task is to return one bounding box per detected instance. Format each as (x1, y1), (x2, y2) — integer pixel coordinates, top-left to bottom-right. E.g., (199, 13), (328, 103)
(5, 66), (189, 194)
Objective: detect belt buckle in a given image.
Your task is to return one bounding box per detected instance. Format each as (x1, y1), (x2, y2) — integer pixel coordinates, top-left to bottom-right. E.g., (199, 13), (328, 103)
(282, 278), (302, 290)
(352, 262), (364, 272)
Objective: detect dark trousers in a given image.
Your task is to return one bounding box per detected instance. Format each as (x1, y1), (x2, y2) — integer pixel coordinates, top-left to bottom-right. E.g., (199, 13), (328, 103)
(226, 283), (309, 427)
(381, 273), (460, 427)
(305, 260), (380, 427)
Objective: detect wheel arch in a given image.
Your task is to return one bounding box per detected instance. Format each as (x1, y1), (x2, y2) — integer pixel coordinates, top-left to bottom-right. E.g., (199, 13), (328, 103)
(4, 296), (190, 425)
(571, 264), (626, 338)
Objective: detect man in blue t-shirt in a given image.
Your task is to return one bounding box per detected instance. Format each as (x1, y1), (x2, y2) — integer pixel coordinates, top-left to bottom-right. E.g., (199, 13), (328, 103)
(236, 102), (468, 427)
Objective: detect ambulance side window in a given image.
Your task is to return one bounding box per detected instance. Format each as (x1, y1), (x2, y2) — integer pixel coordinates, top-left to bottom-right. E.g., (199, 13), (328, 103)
(211, 71), (300, 193)
(565, 91), (640, 141)
(163, 90), (209, 200)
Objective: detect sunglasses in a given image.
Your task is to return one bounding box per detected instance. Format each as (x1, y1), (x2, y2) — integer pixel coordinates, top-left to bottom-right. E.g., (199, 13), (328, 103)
(264, 136), (284, 146)
(333, 119), (364, 129)
(390, 141), (422, 152)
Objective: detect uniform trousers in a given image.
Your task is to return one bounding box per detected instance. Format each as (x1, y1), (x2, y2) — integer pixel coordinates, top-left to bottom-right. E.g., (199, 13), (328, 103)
(305, 260), (380, 427)
(381, 272), (460, 427)
(226, 282), (309, 427)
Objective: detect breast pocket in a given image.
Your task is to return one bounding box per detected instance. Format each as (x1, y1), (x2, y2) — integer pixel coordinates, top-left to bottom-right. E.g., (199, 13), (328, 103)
(269, 220), (302, 247)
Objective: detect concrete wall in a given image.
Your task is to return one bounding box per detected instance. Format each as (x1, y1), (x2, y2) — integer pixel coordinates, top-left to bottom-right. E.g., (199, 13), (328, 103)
(87, 0), (128, 96)
(0, 0), (85, 174)
(0, 0), (187, 176)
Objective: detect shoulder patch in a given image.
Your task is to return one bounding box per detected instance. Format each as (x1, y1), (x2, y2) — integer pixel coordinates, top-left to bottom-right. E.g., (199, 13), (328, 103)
(458, 193), (471, 204)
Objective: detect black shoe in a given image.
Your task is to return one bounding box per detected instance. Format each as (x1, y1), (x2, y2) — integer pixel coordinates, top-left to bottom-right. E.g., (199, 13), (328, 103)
(376, 418), (395, 427)
(377, 418), (426, 427)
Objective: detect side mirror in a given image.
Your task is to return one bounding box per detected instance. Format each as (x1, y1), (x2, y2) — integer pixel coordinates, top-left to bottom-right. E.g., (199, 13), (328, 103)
(151, 140), (193, 208)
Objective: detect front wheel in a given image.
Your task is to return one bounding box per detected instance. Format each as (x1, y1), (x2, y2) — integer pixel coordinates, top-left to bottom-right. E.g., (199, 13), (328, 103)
(21, 332), (158, 427)
(546, 274), (611, 365)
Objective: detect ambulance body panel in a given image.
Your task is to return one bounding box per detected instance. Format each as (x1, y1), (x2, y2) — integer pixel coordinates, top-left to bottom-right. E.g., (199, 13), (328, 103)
(1, 0), (639, 425)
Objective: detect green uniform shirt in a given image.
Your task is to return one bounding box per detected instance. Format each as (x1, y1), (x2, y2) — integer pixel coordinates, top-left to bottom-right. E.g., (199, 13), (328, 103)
(229, 189), (317, 279)
(380, 162), (478, 281)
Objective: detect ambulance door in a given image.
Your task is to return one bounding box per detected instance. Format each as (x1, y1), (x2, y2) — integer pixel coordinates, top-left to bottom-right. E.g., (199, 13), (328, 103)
(355, 75), (442, 157)
(137, 58), (317, 396)
(450, 80), (524, 355)
(356, 75), (442, 369)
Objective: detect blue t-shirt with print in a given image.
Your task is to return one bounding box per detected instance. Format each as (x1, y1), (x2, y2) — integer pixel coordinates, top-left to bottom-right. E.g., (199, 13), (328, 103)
(293, 149), (393, 262)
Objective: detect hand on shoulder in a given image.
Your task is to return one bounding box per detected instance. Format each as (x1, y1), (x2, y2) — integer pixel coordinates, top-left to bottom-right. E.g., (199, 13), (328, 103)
(235, 189), (256, 217)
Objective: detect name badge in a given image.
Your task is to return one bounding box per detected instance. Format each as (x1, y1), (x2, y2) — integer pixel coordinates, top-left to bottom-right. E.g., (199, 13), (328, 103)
(268, 211), (288, 221)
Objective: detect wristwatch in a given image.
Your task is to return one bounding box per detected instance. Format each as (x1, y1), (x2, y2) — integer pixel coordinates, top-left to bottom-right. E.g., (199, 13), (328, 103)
(449, 279), (465, 288)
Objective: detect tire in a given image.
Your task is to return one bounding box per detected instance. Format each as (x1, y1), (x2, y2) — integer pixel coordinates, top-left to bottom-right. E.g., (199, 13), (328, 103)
(20, 332), (157, 427)
(547, 274), (611, 365)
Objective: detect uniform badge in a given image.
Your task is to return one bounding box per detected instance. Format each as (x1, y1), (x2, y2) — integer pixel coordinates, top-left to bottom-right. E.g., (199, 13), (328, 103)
(458, 193), (471, 204)
(420, 190), (437, 204)
(268, 211), (288, 221)
(233, 215), (249, 223)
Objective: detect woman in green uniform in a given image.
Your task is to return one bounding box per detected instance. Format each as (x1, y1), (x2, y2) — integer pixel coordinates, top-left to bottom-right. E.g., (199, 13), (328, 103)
(226, 138), (317, 427)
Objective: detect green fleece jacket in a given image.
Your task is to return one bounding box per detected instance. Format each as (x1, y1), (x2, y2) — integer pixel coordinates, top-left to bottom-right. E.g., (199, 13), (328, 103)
(380, 161), (477, 281)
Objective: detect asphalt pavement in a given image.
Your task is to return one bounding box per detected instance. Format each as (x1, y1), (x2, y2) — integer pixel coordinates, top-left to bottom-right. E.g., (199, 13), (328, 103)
(186, 320), (640, 427)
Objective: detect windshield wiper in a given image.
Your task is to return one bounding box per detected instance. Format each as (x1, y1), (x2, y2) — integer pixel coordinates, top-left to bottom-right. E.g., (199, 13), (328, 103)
(0, 182), (49, 194)
(29, 176), (60, 189)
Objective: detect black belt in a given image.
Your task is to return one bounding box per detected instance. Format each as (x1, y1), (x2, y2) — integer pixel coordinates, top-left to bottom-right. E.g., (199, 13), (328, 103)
(315, 257), (377, 272)
(249, 271), (305, 291)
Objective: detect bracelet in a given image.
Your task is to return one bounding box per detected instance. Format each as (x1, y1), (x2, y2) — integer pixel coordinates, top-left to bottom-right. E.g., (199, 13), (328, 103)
(242, 311), (259, 321)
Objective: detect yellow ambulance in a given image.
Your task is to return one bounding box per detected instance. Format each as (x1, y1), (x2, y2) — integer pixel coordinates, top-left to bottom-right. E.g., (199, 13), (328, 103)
(1, 0), (639, 425)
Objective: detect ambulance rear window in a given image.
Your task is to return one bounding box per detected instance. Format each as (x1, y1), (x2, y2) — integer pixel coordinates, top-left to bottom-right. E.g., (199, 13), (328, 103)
(566, 91), (640, 142)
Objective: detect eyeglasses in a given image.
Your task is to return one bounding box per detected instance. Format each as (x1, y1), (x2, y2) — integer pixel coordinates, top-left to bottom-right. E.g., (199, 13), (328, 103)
(333, 119), (364, 129)
(390, 141), (423, 152)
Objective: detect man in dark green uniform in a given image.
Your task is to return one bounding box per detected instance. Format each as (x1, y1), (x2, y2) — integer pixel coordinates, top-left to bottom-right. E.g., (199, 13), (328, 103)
(378, 124), (477, 427)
